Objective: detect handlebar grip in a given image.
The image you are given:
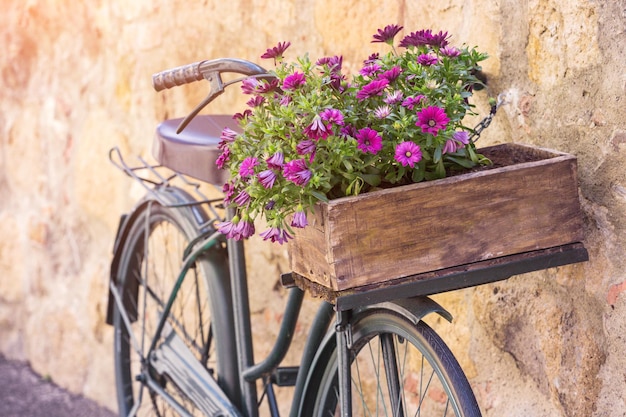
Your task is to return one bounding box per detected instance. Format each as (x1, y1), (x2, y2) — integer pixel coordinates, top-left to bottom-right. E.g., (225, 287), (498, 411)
(152, 62), (204, 92)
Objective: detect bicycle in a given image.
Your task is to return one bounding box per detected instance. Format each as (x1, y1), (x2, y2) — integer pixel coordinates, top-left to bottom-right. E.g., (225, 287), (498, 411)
(105, 58), (589, 417)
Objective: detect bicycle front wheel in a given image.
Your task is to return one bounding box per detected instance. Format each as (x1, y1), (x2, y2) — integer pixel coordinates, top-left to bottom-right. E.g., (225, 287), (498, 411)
(311, 309), (481, 417)
(112, 196), (235, 416)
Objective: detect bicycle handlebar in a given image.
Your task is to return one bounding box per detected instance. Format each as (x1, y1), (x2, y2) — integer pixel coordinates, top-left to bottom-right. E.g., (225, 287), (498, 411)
(152, 58), (275, 133)
(152, 58), (270, 91)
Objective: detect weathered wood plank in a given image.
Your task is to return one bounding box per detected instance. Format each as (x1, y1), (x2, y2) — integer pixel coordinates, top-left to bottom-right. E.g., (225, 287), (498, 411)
(288, 143), (585, 291)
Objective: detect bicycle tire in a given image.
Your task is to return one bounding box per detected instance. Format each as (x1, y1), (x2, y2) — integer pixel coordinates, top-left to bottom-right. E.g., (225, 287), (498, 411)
(308, 308), (481, 417)
(112, 193), (235, 416)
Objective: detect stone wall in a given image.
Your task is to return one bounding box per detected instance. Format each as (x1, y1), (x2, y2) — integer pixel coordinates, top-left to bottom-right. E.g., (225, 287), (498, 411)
(1, 0), (625, 415)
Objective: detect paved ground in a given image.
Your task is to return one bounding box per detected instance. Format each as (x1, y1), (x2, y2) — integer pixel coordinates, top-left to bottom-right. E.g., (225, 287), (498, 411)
(0, 353), (116, 417)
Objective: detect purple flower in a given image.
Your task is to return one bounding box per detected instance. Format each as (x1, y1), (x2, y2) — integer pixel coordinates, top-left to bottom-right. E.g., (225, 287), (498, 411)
(246, 96), (265, 107)
(443, 139), (459, 154)
(260, 41), (291, 60)
(372, 24), (404, 44)
(416, 106), (449, 136)
(218, 219), (255, 240)
(374, 105), (392, 119)
(222, 182), (235, 204)
(241, 77), (261, 95)
(317, 55), (343, 73)
(356, 128), (383, 154)
(216, 147), (230, 169)
(378, 66), (402, 82)
(283, 159), (312, 186)
(364, 53), (380, 65)
(401, 95), (425, 110)
(282, 72), (306, 90)
(233, 109), (252, 120)
(257, 169), (278, 189)
(296, 139), (317, 162)
(239, 157), (259, 178)
(360, 64), (381, 77)
(217, 220), (237, 238)
(291, 210), (308, 228)
(258, 78), (280, 93)
(220, 127), (238, 146)
(440, 46), (461, 57)
(443, 131), (470, 154)
(320, 108), (344, 126)
(356, 78), (389, 100)
(453, 130), (470, 146)
(304, 116), (330, 140)
(266, 152), (284, 169)
(234, 220), (255, 239)
(241, 77), (278, 94)
(233, 190), (251, 206)
(259, 226), (293, 244)
(417, 53), (439, 66)
(395, 141), (422, 167)
(279, 95), (292, 106)
(296, 139), (316, 155)
(399, 29), (449, 48)
(384, 90), (404, 105)
(339, 124), (358, 139)
(427, 30), (450, 47)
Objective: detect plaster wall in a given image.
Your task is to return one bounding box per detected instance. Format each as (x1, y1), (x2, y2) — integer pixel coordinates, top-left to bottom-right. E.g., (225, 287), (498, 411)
(1, 1), (625, 416)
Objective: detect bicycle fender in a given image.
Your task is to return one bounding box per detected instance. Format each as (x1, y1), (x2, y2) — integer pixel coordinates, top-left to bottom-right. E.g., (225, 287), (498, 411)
(364, 296), (454, 324)
(294, 296), (451, 416)
(105, 187), (209, 325)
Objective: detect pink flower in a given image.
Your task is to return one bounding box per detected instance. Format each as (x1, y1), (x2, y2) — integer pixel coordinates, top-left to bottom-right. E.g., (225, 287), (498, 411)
(374, 105), (392, 119)
(304, 116), (330, 140)
(401, 95), (425, 110)
(239, 157), (259, 178)
(395, 141), (422, 168)
(360, 64), (381, 77)
(260, 41), (291, 60)
(356, 128), (383, 154)
(384, 91), (404, 105)
(416, 106), (449, 136)
(320, 108), (344, 126)
(356, 78), (389, 100)
(283, 159), (312, 186)
(282, 72), (306, 90)
(378, 66), (402, 82)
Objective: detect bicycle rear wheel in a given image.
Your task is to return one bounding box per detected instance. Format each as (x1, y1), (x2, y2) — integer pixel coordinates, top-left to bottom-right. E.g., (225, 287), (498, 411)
(112, 196), (234, 416)
(310, 309), (481, 417)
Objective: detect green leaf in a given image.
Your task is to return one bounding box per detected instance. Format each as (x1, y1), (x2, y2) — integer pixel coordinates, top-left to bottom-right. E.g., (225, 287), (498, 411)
(310, 190), (329, 203)
(445, 155), (476, 169)
(360, 173), (381, 187)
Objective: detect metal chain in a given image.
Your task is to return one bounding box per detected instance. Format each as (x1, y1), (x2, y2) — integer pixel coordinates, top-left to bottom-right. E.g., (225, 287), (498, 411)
(469, 93), (506, 143)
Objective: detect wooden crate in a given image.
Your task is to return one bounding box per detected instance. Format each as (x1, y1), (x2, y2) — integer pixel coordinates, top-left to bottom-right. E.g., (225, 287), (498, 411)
(288, 143), (585, 292)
